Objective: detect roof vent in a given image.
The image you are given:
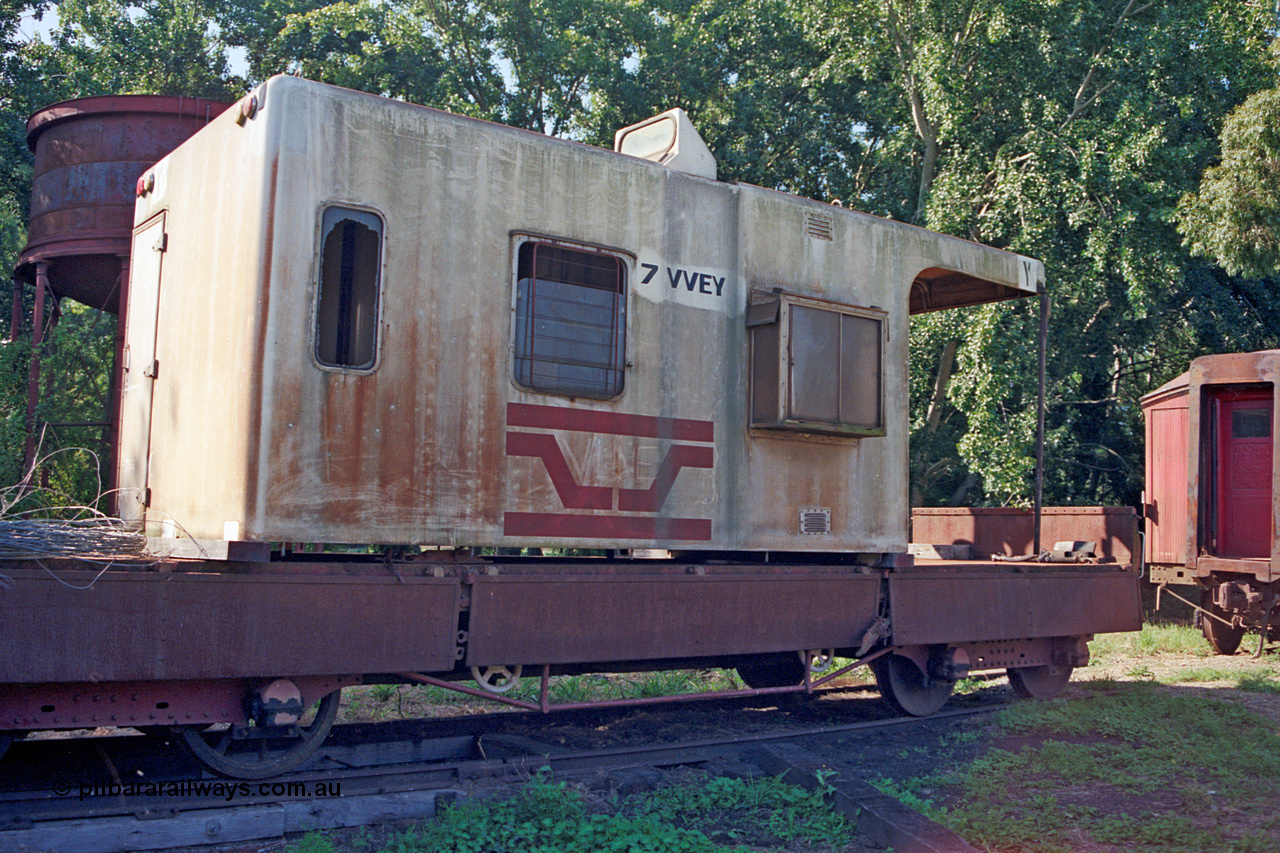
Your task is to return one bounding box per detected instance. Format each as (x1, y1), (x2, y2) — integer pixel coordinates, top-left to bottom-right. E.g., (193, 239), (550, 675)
(614, 109), (716, 181)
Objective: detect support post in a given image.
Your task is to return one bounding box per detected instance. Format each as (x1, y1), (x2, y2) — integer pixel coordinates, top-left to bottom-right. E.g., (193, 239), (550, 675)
(105, 254), (130, 515)
(1034, 288), (1050, 555)
(21, 262), (49, 485)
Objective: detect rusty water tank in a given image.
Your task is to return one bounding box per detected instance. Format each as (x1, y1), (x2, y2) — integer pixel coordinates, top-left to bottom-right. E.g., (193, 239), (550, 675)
(17, 94), (230, 313)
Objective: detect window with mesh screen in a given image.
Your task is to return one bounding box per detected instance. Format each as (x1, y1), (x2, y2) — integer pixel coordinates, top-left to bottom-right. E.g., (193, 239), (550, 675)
(315, 207), (382, 370)
(513, 241), (627, 398)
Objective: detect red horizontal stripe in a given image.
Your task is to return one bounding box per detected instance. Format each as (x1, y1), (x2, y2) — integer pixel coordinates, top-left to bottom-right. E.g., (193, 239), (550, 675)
(503, 512), (712, 542)
(508, 402), (714, 442)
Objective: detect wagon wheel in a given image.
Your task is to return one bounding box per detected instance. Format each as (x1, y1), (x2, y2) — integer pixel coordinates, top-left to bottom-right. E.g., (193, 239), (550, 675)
(737, 653), (806, 689)
(471, 664), (523, 694)
(872, 654), (953, 717)
(177, 689), (340, 780)
(1007, 664), (1074, 700)
(807, 649), (838, 673)
(1200, 588), (1245, 655)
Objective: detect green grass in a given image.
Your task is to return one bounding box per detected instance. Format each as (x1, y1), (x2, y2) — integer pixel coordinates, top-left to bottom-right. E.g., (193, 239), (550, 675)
(876, 684), (1280, 852)
(339, 669), (754, 724)
(1157, 667), (1280, 693)
(340, 661), (882, 725)
(284, 771), (852, 853)
(1088, 623), (1212, 663)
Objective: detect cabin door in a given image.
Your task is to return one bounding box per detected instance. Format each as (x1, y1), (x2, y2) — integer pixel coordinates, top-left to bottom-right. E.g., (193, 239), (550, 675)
(1214, 388), (1273, 558)
(117, 213), (166, 525)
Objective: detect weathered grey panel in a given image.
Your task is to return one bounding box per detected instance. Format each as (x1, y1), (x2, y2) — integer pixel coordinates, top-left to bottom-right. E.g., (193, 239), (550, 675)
(465, 573), (882, 665)
(888, 570), (1141, 646)
(124, 75), (1042, 554)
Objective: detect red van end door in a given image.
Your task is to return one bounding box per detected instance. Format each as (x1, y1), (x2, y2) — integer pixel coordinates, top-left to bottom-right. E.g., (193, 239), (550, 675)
(1215, 390), (1273, 558)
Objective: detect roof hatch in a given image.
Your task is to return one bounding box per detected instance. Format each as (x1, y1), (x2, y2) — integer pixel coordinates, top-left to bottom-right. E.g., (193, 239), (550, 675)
(614, 109), (716, 181)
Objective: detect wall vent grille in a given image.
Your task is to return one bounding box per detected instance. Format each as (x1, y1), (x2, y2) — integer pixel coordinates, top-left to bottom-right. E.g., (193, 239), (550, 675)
(799, 507), (832, 535)
(806, 212), (833, 241)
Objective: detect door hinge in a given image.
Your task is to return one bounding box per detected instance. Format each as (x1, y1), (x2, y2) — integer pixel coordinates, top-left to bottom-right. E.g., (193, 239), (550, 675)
(143, 487), (152, 507)
(154, 232), (168, 252)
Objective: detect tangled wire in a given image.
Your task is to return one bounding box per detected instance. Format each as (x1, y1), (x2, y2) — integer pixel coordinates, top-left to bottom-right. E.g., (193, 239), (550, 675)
(0, 513), (146, 560)
(1, 441), (147, 561)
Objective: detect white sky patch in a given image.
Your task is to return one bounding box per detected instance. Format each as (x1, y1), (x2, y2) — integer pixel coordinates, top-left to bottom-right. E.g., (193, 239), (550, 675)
(17, 6), (58, 41)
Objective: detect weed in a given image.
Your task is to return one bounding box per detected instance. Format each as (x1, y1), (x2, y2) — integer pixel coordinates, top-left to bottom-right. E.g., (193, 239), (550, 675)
(323, 769), (853, 853)
(634, 669), (703, 698)
(369, 684), (397, 702)
(547, 674), (594, 703)
(387, 772), (721, 853)
(869, 777), (943, 819)
(288, 832), (340, 853)
(638, 772), (852, 846)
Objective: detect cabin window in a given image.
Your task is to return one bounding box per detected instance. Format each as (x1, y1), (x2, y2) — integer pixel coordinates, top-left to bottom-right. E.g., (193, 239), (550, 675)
(513, 240), (627, 398)
(1233, 407), (1270, 439)
(748, 293), (885, 436)
(315, 207), (382, 370)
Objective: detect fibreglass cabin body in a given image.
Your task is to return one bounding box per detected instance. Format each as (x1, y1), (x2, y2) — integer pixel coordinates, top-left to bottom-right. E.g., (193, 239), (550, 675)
(118, 75), (1042, 556)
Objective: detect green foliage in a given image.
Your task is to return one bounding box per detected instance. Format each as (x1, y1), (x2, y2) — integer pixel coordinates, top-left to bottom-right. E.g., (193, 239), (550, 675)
(1179, 83), (1280, 280)
(1, 300), (116, 510)
(47, 0), (243, 100)
(381, 773), (724, 853)
(283, 769), (851, 852)
(637, 772), (851, 846)
(828, 0), (1279, 506)
(289, 832), (340, 853)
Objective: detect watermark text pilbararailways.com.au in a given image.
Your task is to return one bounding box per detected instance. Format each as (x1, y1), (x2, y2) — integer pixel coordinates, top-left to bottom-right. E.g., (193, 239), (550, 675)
(55, 778), (342, 801)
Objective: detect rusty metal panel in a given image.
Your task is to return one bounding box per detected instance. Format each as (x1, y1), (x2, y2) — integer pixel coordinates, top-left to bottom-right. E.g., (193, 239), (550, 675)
(125, 75), (1041, 556)
(910, 507), (1137, 564)
(1140, 376), (1190, 566)
(465, 573), (882, 666)
(888, 570), (1141, 646)
(0, 568), (460, 683)
(19, 94), (229, 312)
(1181, 351), (1280, 583)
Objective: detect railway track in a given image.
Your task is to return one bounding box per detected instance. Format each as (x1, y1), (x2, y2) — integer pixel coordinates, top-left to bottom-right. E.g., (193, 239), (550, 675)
(0, 690), (1005, 853)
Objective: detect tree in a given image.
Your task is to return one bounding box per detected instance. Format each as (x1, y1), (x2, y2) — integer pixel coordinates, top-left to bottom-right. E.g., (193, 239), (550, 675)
(821, 0), (1279, 507)
(1179, 84), (1280, 281)
(47, 0), (242, 100)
